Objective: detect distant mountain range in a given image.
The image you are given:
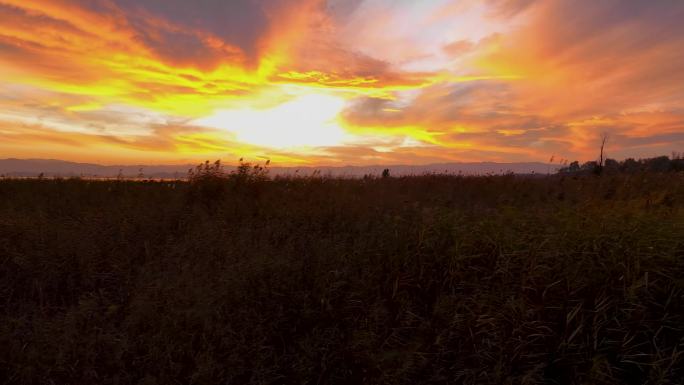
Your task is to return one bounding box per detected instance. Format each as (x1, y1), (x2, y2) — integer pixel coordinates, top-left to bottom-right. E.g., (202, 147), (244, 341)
(0, 158), (558, 178)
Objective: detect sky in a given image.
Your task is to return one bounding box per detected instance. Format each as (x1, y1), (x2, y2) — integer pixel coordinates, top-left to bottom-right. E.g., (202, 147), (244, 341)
(1, 0), (683, 166)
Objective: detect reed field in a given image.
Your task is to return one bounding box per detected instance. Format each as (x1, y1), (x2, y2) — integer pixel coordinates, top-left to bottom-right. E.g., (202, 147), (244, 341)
(1, 168), (683, 384)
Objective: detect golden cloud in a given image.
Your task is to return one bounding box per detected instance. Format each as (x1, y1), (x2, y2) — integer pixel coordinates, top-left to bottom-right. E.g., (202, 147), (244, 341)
(1, 0), (683, 165)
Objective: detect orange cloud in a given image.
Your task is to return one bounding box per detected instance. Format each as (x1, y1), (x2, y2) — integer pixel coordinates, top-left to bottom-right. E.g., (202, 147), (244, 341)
(1, 0), (683, 165)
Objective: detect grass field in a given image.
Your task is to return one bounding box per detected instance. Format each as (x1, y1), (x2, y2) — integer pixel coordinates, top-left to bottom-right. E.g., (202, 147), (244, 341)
(1, 171), (683, 384)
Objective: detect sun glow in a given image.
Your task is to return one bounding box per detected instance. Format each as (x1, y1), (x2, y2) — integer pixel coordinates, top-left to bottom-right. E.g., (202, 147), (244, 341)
(192, 93), (350, 149)
(2, 1), (683, 164)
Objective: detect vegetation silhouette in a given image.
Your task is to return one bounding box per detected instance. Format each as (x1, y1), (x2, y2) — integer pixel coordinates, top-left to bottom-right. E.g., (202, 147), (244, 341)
(1, 159), (683, 384)
(559, 153), (684, 175)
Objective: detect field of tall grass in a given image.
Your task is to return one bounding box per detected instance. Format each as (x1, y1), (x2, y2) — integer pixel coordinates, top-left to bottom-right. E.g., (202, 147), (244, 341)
(1, 170), (683, 384)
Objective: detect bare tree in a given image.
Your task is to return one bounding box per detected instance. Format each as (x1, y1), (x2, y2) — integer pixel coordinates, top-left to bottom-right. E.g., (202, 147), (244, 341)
(599, 133), (608, 168)
(595, 133), (609, 175)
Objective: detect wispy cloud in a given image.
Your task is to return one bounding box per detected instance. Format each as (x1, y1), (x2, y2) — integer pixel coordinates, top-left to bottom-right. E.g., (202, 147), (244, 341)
(1, 0), (683, 164)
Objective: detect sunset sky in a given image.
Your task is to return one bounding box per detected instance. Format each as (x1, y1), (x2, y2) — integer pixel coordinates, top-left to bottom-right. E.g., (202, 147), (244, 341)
(1, 0), (683, 166)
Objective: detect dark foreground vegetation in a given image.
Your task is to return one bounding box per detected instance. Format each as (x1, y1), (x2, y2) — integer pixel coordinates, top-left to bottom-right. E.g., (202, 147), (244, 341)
(1, 166), (683, 384)
(559, 153), (684, 175)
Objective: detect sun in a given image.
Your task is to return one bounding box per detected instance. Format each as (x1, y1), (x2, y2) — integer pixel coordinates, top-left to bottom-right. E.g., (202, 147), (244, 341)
(192, 93), (350, 149)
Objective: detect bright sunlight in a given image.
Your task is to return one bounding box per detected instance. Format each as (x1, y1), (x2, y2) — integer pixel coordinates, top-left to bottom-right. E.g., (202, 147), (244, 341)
(192, 94), (350, 149)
